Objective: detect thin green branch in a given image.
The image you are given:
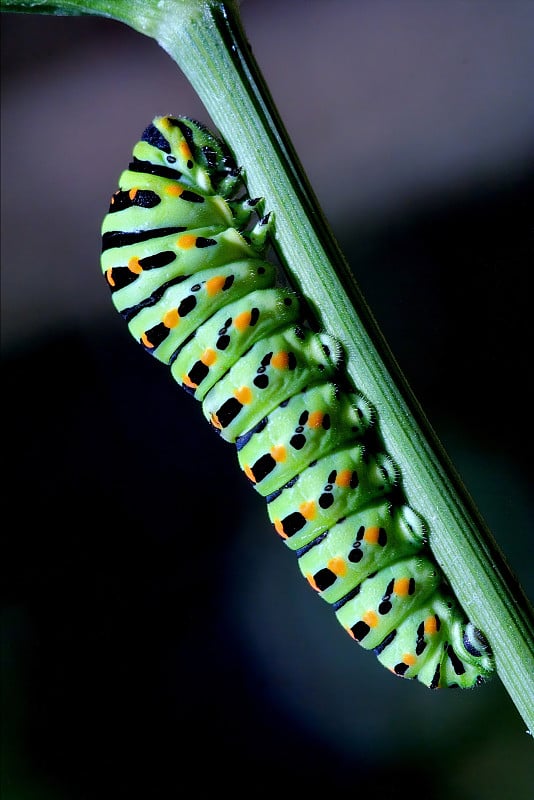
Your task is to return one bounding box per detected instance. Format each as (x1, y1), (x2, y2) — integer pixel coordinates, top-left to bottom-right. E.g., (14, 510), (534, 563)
(2, 0), (533, 733)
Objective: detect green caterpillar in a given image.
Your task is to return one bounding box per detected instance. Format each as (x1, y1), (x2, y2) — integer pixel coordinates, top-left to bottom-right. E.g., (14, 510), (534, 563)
(101, 115), (494, 688)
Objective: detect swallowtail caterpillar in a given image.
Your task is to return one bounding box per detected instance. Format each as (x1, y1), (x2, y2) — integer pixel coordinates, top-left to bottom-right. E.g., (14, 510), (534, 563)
(101, 115), (493, 688)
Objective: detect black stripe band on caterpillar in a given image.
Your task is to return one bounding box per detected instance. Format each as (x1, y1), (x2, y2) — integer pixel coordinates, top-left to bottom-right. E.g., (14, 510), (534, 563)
(101, 115), (493, 688)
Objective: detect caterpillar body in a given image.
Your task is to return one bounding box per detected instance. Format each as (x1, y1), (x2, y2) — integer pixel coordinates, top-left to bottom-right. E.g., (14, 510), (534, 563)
(101, 115), (493, 689)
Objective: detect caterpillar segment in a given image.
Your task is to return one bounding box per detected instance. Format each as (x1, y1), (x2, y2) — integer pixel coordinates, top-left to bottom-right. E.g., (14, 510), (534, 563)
(101, 114), (494, 688)
(236, 383), (374, 497)
(171, 287), (301, 401)
(201, 328), (342, 442)
(266, 445), (398, 549)
(123, 261), (277, 362)
(296, 500), (425, 604)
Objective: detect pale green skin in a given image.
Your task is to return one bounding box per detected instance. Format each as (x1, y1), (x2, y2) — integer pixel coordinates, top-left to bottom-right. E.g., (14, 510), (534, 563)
(100, 115), (493, 688)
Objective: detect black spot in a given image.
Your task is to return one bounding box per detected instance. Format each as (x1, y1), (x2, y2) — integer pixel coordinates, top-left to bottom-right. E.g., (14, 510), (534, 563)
(446, 643), (466, 676)
(289, 433), (306, 450)
(254, 374), (269, 390)
(141, 123), (171, 153)
(218, 320), (231, 336)
(350, 621), (370, 642)
(179, 189), (205, 204)
(318, 493), (334, 510)
(378, 599), (392, 615)
(177, 294), (197, 318)
(348, 546), (363, 564)
(287, 352), (298, 370)
(141, 323), (168, 351)
(107, 188), (161, 212)
(430, 663), (442, 689)
(312, 568), (337, 592)
(250, 453), (277, 483)
(279, 512), (307, 537)
(186, 360), (209, 388)
(105, 267), (138, 293)
(139, 251), (176, 270)
(216, 335), (230, 351)
(195, 237), (217, 248)
(213, 397), (243, 429)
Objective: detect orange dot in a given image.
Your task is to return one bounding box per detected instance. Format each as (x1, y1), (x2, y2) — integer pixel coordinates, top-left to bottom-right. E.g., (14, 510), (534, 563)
(362, 610), (378, 628)
(271, 351), (289, 369)
(335, 470), (353, 488)
(234, 310), (252, 331)
(163, 309), (179, 328)
(105, 268), (115, 288)
(402, 653), (417, 667)
(363, 526), (380, 544)
(165, 184), (183, 197)
(307, 410), (324, 428)
(299, 500), (316, 521)
(243, 464), (256, 484)
(141, 332), (154, 349)
(424, 616), (438, 635)
(274, 519), (287, 539)
(234, 386), (252, 405)
(210, 412), (222, 430)
(182, 374), (197, 390)
(394, 577), (411, 596)
(270, 444), (286, 463)
(128, 256), (143, 274)
(201, 348), (217, 366)
(327, 557), (347, 577)
(177, 233), (196, 249)
(128, 188), (138, 201)
(305, 573), (320, 592)
(179, 140), (192, 161)
(206, 275), (226, 296)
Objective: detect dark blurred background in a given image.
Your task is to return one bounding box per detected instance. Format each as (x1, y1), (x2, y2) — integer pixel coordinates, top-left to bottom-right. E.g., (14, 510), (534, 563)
(1, 1), (533, 797)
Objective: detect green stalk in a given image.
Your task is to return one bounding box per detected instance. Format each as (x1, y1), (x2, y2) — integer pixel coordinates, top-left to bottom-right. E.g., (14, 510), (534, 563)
(2, 0), (533, 732)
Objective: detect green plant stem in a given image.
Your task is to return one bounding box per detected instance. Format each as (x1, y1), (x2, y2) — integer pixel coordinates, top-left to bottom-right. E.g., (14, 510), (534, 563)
(2, 0), (533, 732)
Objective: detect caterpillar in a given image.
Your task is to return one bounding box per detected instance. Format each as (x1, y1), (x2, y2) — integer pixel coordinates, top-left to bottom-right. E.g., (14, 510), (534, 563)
(101, 115), (494, 689)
